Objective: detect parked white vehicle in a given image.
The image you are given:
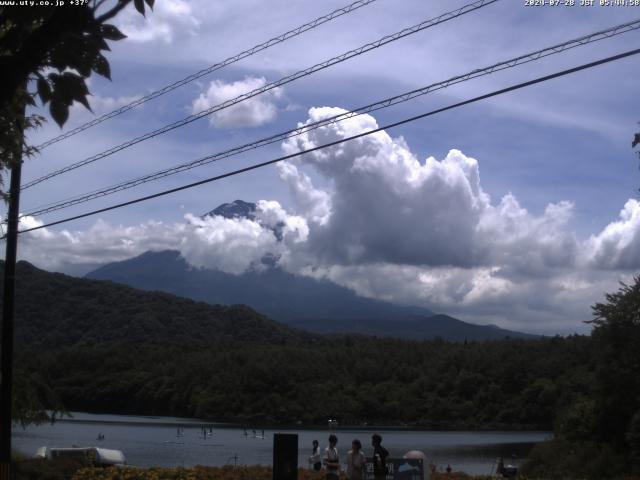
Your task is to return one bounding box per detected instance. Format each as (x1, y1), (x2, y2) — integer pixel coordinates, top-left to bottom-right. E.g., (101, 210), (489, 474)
(36, 446), (126, 466)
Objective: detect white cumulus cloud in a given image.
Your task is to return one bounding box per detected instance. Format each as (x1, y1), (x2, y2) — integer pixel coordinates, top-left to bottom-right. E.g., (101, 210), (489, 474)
(69, 94), (143, 122)
(191, 77), (284, 128)
(279, 107), (579, 274)
(116, 0), (200, 44)
(179, 213), (279, 274)
(585, 199), (640, 270)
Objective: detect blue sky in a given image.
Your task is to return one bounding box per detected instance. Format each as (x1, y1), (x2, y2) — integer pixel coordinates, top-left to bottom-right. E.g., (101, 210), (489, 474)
(6, 0), (640, 334)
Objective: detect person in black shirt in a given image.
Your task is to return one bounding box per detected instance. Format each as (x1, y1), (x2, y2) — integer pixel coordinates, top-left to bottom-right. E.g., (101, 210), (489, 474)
(309, 439), (322, 471)
(371, 433), (389, 479)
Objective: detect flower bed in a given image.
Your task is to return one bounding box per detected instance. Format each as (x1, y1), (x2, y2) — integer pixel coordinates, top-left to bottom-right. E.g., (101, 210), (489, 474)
(72, 466), (325, 480)
(70, 465), (540, 480)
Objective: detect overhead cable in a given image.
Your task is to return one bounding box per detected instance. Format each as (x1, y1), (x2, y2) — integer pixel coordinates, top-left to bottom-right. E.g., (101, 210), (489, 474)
(22, 0), (499, 191)
(21, 18), (640, 219)
(11, 47), (640, 238)
(35, 0), (380, 150)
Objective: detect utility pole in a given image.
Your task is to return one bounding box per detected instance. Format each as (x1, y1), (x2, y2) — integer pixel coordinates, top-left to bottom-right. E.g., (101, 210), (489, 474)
(0, 101), (25, 480)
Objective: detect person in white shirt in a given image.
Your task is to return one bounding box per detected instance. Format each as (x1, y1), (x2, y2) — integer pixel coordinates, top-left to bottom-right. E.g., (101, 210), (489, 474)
(346, 439), (366, 480)
(309, 439), (322, 471)
(323, 434), (339, 479)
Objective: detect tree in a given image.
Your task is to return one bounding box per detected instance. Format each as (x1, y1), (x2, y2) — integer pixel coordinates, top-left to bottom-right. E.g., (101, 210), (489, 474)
(627, 411), (640, 474)
(521, 279), (640, 479)
(580, 277), (640, 474)
(0, 89), (43, 201)
(0, 0), (154, 428)
(634, 128), (640, 172)
(0, 0), (154, 195)
(12, 367), (66, 429)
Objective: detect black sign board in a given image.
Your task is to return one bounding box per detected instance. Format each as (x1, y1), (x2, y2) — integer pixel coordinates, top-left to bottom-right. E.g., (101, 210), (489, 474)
(273, 433), (298, 480)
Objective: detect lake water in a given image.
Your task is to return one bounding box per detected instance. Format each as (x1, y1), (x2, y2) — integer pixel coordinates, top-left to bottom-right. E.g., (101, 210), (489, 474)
(12, 412), (550, 475)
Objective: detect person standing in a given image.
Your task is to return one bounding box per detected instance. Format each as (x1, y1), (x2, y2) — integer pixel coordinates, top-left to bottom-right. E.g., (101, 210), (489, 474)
(371, 433), (389, 480)
(345, 439), (366, 480)
(323, 434), (340, 479)
(309, 439), (322, 471)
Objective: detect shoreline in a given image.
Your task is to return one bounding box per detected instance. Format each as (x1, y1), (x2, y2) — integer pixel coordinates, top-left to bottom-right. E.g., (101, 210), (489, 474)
(50, 412), (551, 434)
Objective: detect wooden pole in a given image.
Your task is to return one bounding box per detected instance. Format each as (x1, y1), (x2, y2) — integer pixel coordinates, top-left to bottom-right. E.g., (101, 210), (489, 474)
(0, 101), (24, 479)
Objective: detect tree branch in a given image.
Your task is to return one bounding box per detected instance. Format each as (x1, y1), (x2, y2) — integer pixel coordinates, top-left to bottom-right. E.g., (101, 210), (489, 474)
(0, 10), (72, 110)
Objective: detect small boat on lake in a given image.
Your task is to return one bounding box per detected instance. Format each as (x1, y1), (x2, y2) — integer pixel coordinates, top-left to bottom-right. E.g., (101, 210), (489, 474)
(36, 446), (126, 466)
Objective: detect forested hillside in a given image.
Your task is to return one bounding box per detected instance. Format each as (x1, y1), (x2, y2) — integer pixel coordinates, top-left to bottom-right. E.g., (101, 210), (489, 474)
(6, 260), (312, 349)
(27, 335), (592, 429)
(3, 261), (593, 429)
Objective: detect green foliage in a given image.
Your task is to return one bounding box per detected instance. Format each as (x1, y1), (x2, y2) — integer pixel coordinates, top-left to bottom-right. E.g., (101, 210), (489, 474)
(0, 0), (153, 200)
(525, 277), (640, 478)
(0, 0), (153, 125)
(628, 411), (640, 474)
(1, 261), (597, 430)
(635, 127), (639, 169)
(556, 396), (598, 441)
(12, 456), (86, 480)
(12, 367), (67, 429)
(521, 439), (628, 480)
(590, 278), (640, 448)
(0, 87), (44, 200)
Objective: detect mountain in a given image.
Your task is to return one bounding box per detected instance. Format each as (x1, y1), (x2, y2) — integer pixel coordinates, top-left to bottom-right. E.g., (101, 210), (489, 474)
(202, 199), (257, 220)
(86, 249), (536, 342)
(0, 260), (314, 351)
(86, 249), (432, 321)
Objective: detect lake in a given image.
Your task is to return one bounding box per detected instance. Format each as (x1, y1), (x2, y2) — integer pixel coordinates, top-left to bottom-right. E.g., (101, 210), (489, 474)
(12, 412), (551, 475)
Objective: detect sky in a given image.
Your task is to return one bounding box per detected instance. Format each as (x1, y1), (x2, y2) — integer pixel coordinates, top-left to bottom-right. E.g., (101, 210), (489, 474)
(4, 0), (640, 335)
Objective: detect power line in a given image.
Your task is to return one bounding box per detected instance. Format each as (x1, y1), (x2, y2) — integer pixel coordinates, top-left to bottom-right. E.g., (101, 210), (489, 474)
(12, 47), (640, 238)
(20, 18), (640, 219)
(34, 0), (380, 151)
(22, 0), (499, 191)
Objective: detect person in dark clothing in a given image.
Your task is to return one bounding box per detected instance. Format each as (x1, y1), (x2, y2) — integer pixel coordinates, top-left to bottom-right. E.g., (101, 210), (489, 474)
(309, 439), (322, 471)
(371, 433), (389, 480)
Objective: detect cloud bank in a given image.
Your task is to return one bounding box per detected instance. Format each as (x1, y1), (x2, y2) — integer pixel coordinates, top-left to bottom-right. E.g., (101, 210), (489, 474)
(14, 108), (640, 333)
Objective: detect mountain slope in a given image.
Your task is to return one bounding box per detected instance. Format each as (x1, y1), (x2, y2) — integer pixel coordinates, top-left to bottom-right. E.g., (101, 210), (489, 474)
(86, 250), (537, 341)
(0, 260), (314, 351)
(289, 314), (536, 341)
(86, 250), (435, 321)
